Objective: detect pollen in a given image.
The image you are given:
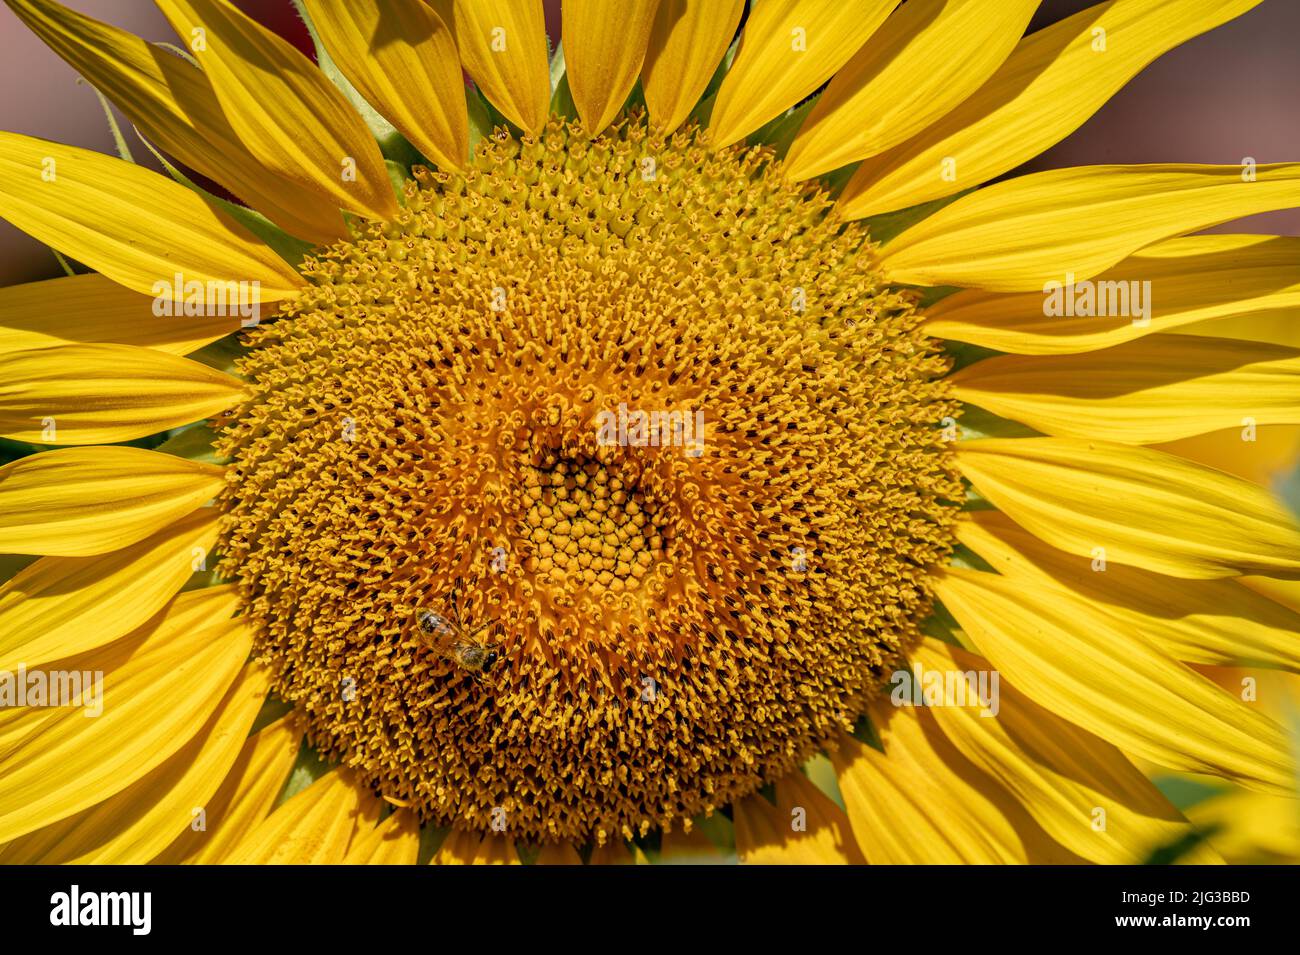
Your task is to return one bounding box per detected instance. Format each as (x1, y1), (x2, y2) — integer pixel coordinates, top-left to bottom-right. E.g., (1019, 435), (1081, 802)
(216, 114), (963, 844)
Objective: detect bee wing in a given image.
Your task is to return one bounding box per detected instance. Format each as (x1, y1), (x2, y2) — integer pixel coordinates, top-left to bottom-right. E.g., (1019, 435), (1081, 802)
(415, 611), (461, 656)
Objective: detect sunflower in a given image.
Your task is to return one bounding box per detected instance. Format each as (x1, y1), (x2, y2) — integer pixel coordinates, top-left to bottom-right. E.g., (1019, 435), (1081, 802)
(0, 0), (1298, 866)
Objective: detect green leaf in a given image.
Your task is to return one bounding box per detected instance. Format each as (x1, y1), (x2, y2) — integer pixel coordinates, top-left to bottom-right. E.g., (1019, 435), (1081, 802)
(867, 188), (975, 246)
(547, 42), (578, 121)
(747, 96), (818, 160)
(186, 336), (245, 376)
(850, 711), (886, 753)
(1142, 824), (1221, 865)
(956, 404), (1042, 441)
(274, 738), (333, 808)
(416, 824), (449, 865)
(248, 694), (294, 735)
(385, 159), (410, 206)
(157, 422), (228, 466)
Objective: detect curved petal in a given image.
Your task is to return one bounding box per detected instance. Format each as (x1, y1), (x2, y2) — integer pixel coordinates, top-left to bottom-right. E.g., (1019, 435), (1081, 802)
(344, 809), (421, 865)
(155, 0), (397, 221)
(7, 0), (347, 243)
(153, 717), (302, 864)
(708, 0), (899, 150)
(586, 840), (643, 864)
(302, 0), (468, 171)
(1157, 426), (1300, 488)
(952, 336), (1300, 445)
(221, 769), (370, 864)
(958, 511), (1300, 675)
(562, 0), (659, 136)
(535, 842), (583, 865)
(877, 163), (1300, 292)
(915, 639), (1222, 864)
(924, 234), (1300, 354)
(0, 343), (245, 444)
(957, 437), (1300, 579)
(831, 715), (1033, 863)
(0, 274), (240, 356)
(933, 566), (1296, 795)
(1187, 789), (1300, 863)
(434, 0), (550, 135)
(654, 826), (732, 864)
(0, 586), (249, 844)
(642, 0), (744, 135)
(0, 446), (225, 557)
(785, 0), (1038, 181)
(432, 830), (520, 865)
(0, 133), (304, 299)
(0, 507), (219, 673)
(837, 0), (1266, 219)
(733, 771), (865, 864)
(0, 663), (268, 864)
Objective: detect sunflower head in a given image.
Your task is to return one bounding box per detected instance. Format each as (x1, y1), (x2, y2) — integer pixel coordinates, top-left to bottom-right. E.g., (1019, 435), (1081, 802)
(216, 113), (961, 843)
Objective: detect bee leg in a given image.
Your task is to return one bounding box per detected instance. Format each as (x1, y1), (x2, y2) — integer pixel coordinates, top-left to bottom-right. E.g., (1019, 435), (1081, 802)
(450, 575), (468, 629)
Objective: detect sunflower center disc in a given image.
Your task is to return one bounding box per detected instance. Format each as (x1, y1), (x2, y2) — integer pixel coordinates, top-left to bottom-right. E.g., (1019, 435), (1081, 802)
(217, 115), (963, 844)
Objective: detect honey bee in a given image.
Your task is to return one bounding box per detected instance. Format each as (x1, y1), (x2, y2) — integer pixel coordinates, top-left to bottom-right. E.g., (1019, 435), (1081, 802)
(415, 580), (501, 681)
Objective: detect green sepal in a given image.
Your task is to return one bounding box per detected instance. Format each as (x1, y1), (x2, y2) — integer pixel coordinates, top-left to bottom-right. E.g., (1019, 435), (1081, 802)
(136, 133), (315, 267)
(548, 42), (577, 121)
(157, 422), (228, 466)
(273, 737), (333, 808)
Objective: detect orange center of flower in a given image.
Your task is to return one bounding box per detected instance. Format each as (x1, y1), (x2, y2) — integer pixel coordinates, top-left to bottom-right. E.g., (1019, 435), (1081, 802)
(217, 115), (962, 845)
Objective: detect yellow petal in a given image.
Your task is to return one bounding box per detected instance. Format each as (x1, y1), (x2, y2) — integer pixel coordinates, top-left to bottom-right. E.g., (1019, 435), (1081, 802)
(958, 511), (1300, 675)
(0, 446), (225, 557)
(0, 133), (304, 299)
(435, 0), (550, 135)
(155, 0), (397, 221)
(953, 335), (1300, 445)
(561, 0), (659, 136)
(586, 840), (645, 864)
(0, 343), (244, 445)
(915, 639), (1221, 864)
(222, 769), (369, 864)
(432, 830), (520, 865)
(302, 0), (468, 171)
(642, 0), (744, 135)
(0, 663), (268, 864)
(838, 0), (1266, 218)
(733, 772), (865, 864)
(1157, 426), (1300, 487)
(933, 566), (1296, 795)
(878, 163), (1300, 291)
(784, 0), (1038, 181)
(0, 508), (218, 673)
(0, 273), (240, 356)
(708, 0), (899, 150)
(344, 809), (421, 865)
(1187, 789), (1300, 864)
(924, 234), (1300, 354)
(957, 437), (1300, 579)
(655, 825), (731, 863)
(0, 586), (249, 844)
(831, 715), (1030, 863)
(7, 0), (347, 243)
(153, 717), (302, 864)
(535, 842), (583, 865)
